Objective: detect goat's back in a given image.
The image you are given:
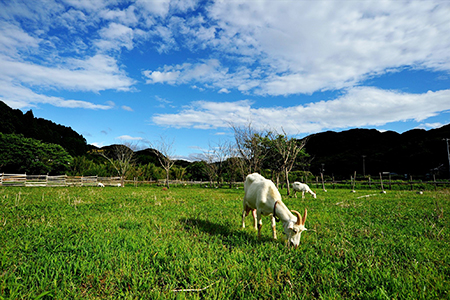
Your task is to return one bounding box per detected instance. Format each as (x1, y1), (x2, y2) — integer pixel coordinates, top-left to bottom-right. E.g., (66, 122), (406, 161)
(292, 181), (308, 191)
(244, 173), (280, 210)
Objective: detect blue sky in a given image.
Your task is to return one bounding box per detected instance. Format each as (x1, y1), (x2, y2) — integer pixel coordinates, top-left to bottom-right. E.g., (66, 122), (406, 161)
(1, 0), (450, 160)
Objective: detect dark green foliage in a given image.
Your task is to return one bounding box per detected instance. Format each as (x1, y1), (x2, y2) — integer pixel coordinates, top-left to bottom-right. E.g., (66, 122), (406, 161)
(134, 148), (161, 165)
(0, 101), (88, 156)
(185, 161), (208, 181)
(0, 133), (73, 174)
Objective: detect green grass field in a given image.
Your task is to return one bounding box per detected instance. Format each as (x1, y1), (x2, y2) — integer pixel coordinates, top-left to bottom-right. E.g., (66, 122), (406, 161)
(1, 186), (449, 299)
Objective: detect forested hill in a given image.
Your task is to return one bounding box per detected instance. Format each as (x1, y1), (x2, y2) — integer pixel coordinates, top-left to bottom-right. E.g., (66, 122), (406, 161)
(0, 101), (88, 156)
(304, 124), (450, 178)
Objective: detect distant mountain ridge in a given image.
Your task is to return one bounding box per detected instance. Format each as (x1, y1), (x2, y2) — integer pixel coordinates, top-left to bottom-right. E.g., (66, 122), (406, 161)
(2, 100), (449, 178)
(304, 125), (450, 178)
(0, 101), (88, 156)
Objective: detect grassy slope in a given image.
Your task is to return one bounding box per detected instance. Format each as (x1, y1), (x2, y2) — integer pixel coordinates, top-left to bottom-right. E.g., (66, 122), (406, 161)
(0, 186), (449, 299)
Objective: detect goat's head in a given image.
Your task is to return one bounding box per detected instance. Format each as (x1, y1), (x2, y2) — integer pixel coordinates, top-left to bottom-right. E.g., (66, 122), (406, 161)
(284, 208), (308, 248)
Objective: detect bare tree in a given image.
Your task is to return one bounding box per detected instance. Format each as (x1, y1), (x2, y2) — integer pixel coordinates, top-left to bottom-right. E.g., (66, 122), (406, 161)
(194, 148), (216, 187)
(99, 142), (138, 187)
(152, 136), (176, 189)
(270, 129), (308, 195)
(230, 122), (269, 178)
(224, 142), (243, 188)
(193, 140), (229, 187)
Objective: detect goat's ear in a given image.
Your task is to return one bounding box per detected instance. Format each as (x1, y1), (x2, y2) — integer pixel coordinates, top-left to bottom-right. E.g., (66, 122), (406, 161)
(288, 221), (294, 230)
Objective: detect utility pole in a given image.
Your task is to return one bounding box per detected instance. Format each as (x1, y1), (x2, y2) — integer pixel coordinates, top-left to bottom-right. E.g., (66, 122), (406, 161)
(362, 155), (366, 177)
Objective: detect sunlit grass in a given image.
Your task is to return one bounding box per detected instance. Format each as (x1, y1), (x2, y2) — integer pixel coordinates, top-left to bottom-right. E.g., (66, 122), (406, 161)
(1, 186), (449, 299)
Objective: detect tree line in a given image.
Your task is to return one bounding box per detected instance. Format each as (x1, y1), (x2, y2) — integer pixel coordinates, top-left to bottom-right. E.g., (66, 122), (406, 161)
(0, 124), (312, 195)
(80, 124), (312, 193)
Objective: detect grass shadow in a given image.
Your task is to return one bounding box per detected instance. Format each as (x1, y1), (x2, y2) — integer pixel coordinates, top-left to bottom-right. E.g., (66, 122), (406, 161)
(180, 217), (274, 248)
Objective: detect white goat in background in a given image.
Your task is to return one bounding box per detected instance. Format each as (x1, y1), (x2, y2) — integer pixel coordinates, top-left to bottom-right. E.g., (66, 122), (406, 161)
(292, 182), (316, 199)
(242, 173), (308, 248)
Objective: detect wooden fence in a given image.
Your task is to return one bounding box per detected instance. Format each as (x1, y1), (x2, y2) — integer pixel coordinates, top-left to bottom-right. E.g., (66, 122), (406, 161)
(0, 173), (121, 187)
(0, 174), (206, 188)
(1, 173), (448, 190)
(308, 173), (450, 191)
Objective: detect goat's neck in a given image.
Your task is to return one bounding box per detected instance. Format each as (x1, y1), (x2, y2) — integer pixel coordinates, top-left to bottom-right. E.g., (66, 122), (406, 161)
(274, 201), (293, 223)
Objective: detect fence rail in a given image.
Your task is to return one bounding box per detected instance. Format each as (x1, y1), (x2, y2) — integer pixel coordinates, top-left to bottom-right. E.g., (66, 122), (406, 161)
(308, 175), (450, 191)
(0, 174), (121, 187)
(1, 173), (449, 190)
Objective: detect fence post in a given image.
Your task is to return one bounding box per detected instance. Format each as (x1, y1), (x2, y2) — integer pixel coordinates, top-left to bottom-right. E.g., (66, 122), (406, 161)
(320, 173), (326, 191)
(433, 174), (437, 191)
(410, 175), (413, 191)
(332, 176), (335, 189)
(369, 175), (371, 189)
(379, 172), (385, 193)
(316, 176), (319, 189)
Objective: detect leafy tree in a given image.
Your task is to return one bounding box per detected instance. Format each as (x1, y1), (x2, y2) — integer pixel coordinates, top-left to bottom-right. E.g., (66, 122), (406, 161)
(68, 156), (116, 177)
(185, 161), (208, 181)
(0, 101), (88, 156)
(171, 165), (186, 181)
(0, 133), (73, 174)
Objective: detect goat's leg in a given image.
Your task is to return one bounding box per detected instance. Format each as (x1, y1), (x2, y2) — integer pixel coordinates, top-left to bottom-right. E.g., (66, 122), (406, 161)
(256, 210), (262, 238)
(252, 209), (257, 231)
(293, 190), (297, 198)
(271, 216), (277, 240)
(242, 209), (247, 228)
(302, 191), (305, 199)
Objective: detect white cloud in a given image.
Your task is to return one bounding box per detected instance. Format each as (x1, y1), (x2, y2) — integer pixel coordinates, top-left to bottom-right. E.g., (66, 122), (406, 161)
(0, 53), (135, 108)
(416, 122), (446, 130)
(143, 59), (257, 92)
(0, 81), (114, 110)
(96, 23), (135, 51)
(144, 0), (450, 96)
(122, 105), (133, 111)
(135, 0), (171, 17)
(95, 23), (149, 52)
(99, 5), (138, 26)
(116, 135), (144, 141)
(0, 22), (41, 56)
(61, 0), (109, 13)
(0, 1), (141, 110)
(90, 142), (105, 148)
(144, 70), (180, 84)
(152, 87), (450, 134)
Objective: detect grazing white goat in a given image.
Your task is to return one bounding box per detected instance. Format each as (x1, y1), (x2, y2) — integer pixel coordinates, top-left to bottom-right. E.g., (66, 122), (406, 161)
(97, 182), (105, 187)
(242, 173), (308, 248)
(292, 182), (316, 199)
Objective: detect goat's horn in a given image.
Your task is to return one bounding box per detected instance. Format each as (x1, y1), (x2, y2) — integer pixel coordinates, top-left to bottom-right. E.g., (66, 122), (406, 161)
(303, 208), (308, 225)
(291, 210), (302, 225)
